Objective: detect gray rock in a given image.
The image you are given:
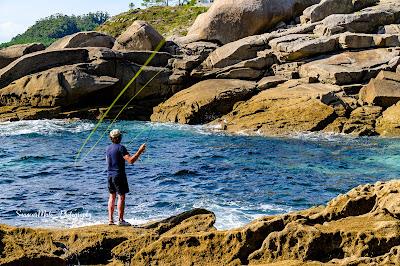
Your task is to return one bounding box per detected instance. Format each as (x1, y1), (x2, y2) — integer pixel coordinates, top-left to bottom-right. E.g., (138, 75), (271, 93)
(301, 0), (378, 24)
(314, 3), (400, 36)
(299, 48), (400, 85)
(269, 34), (338, 61)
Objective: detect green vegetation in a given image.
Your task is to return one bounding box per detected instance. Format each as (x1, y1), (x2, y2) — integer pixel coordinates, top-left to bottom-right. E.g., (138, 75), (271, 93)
(97, 5), (208, 39)
(0, 12), (109, 48)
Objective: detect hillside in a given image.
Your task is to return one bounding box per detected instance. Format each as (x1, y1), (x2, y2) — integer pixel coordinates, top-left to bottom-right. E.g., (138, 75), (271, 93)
(0, 12), (109, 48)
(96, 6), (208, 38)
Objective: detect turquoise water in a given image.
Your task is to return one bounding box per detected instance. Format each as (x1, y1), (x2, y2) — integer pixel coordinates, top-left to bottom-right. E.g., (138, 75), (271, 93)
(0, 120), (399, 229)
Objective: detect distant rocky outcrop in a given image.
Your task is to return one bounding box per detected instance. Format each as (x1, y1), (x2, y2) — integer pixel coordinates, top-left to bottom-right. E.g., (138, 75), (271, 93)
(1, 180), (400, 265)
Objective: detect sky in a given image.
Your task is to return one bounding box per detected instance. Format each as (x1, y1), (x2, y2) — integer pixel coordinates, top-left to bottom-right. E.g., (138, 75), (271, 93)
(0, 0), (143, 43)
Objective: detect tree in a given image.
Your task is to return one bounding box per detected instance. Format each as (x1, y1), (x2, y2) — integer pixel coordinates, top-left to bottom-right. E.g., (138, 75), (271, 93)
(129, 2), (136, 9)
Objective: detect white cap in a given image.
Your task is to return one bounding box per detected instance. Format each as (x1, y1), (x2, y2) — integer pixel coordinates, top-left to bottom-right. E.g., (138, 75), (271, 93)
(110, 129), (121, 138)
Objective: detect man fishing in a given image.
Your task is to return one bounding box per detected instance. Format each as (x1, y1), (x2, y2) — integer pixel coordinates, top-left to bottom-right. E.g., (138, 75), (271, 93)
(106, 129), (146, 226)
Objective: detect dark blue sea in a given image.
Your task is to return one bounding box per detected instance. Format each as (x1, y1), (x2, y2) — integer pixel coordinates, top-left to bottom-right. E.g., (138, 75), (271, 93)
(0, 119), (399, 229)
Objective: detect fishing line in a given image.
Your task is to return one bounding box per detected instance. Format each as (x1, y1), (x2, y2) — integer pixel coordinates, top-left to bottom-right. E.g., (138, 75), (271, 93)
(75, 39), (166, 163)
(78, 67), (165, 163)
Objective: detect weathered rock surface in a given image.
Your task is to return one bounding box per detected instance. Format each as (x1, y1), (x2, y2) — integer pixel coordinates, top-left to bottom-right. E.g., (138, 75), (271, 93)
(151, 79), (257, 124)
(299, 48), (400, 85)
(210, 81), (341, 136)
(269, 34), (338, 61)
(2, 181), (400, 265)
(301, 0), (379, 24)
(47, 31), (115, 50)
(313, 2), (400, 36)
(376, 102), (400, 136)
(0, 48), (89, 89)
(360, 71), (400, 108)
(0, 43), (45, 69)
(342, 106), (383, 136)
(184, 0), (320, 44)
(0, 65), (118, 107)
(113, 20), (165, 51)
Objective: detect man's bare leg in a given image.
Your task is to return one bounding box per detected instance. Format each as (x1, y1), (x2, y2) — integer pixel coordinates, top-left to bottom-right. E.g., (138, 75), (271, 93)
(117, 194), (125, 221)
(108, 193), (116, 223)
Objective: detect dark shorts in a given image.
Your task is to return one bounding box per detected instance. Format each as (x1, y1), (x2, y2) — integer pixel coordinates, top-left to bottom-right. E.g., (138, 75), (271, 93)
(108, 175), (129, 195)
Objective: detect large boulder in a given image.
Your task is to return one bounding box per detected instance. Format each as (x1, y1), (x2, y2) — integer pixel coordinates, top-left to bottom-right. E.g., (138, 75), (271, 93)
(184, 0), (320, 45)
(150, 79), (257, 124)
(269, 34), (339, 61)
(47, 31), (115, 50)
(0, 48), (89, 89)
(202, 22), (319, 69)
(341, 106), (382, 136)
(359, 71), (400, 108)
(210, 81), (341, 136)
(299, 48), (400, 85)
(314, 2), (400, 36)
(113, 20), (165, 51)
(0, 65), (118, 107)
(376, 102), (400, 136)
(301, 0), (378, 23)
(0, 43), (45, 69)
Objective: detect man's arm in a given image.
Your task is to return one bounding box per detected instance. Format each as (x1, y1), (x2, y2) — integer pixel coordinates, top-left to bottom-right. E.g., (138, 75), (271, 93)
(123, 144), (146, 164)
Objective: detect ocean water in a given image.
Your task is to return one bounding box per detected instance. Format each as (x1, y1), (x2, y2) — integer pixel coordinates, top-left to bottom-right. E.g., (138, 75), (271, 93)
(0, 119), (399, 229)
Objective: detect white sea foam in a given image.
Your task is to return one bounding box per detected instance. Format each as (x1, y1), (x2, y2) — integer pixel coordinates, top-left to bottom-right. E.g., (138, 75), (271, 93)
(0, 119), (94, 136)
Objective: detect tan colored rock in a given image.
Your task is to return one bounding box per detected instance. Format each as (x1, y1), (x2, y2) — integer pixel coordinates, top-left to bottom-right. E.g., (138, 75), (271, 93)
(210, 81), (341, 136)
(47, 31), (115, 50)
(203, 23), (319, 69)
(0, 65), (118, 107)
(185, 0), (320, 44)
(0, 43), (45, 69)
(0, 48), (89, 89)
(359, 71), (400, 108)
(272, 62), (305, 79)
(299, 48), (400, 85)
(0, 106), (61, 122)
(150, 79), (257, 124)
(376, 102), (400, 136)
(342, 106), (382, 136)
(113, 20), (164, 51)
(269, 34), (338, 61)
(2, 181), (400, 265)
(380, 24), (400, 34)
(301, 0), (378, 24)
(257, 76), (288, 90)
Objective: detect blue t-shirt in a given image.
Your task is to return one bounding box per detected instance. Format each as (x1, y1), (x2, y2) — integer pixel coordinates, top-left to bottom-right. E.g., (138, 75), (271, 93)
(106, 143), (129, 177)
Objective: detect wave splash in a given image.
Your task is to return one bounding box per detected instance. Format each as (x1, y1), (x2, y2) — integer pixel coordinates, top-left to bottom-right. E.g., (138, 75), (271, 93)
(0, 119), (94, 136)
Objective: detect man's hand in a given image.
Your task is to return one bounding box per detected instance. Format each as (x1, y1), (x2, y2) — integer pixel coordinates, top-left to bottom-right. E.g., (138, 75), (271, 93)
(139, 143), (146, 154)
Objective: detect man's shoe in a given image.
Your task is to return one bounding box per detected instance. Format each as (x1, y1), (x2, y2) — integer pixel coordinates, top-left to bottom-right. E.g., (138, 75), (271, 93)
(108, 220), (115, 225)
(118, 220), (131, 226)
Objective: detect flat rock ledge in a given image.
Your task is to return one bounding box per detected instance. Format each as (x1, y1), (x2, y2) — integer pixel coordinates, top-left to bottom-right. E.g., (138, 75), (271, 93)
(1, 180), (400, 265)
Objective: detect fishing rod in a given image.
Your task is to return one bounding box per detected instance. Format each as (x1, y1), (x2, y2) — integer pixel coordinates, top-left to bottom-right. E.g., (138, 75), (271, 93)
(77, 67), (165, 164)
(75, 39), (166, 163)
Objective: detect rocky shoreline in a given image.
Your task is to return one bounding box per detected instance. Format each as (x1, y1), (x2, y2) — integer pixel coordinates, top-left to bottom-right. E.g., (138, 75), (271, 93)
(0, 180), (399, 265)
(0, 0), (399, 137)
